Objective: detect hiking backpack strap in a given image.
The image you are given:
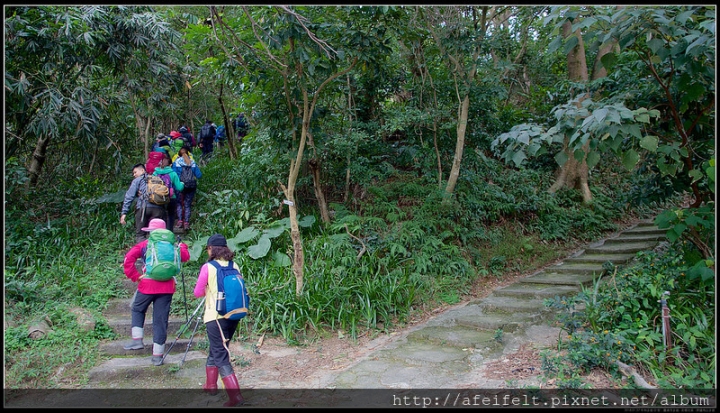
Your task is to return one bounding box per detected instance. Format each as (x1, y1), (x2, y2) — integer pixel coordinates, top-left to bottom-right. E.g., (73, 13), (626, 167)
(208, 260), (225, 293)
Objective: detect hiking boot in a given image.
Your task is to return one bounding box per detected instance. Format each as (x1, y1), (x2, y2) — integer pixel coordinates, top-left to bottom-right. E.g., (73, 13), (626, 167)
(123, 339), (144, 350)
(175, 220), (184, 229)
(151, 355), (164, 366)
(183, 222), (190, 230)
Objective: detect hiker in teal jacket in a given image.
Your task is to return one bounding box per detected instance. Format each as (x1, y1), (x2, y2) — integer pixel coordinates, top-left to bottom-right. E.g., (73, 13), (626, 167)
(153, 152), (184, 231)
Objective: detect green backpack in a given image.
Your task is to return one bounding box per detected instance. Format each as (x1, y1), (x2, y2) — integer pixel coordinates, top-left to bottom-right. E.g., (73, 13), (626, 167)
(144, 229), (181, 281)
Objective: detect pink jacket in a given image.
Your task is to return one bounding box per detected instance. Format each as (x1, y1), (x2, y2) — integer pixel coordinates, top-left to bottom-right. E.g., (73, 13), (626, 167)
(123, 239), (190, 295)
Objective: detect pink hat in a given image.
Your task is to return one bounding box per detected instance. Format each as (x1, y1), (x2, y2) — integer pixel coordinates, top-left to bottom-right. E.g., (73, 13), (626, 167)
(141, 218), (167, 232)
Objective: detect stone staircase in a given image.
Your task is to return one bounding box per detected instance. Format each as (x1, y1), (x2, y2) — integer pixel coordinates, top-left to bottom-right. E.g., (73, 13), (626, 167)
(328, 219), (667, 388)
(88, 278), (208, 386)
(89, 220), (666, 390)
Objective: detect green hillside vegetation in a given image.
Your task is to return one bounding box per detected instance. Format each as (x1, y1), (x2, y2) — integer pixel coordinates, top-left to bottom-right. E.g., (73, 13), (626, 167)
(4, 5), (714, 390)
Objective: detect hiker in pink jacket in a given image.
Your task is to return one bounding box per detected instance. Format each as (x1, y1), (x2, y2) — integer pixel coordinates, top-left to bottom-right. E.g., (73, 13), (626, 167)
(122, 218), (190, 366)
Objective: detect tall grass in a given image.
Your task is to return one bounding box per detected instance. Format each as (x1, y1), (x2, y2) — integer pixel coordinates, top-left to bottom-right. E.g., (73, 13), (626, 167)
(4, 145), (698, 389)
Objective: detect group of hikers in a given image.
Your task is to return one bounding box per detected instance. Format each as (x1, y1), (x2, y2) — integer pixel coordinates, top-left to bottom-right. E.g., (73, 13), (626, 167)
(120, 113), (252, 240)
(116, 115), (255, 406)
(121, 221), (246, 407)
(121, 125), (201, 239)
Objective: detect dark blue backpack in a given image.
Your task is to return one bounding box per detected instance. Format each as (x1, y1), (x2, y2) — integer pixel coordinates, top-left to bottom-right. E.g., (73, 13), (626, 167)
(209, 260), (249, 321)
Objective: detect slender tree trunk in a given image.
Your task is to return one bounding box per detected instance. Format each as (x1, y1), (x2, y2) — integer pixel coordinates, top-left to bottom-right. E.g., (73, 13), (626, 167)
(308, 157), (331, 223)
(217, 84), (237, 159)
(444, 94), (470, 199)
(344, 74), (354, 205)
(26, 134), (51, 187)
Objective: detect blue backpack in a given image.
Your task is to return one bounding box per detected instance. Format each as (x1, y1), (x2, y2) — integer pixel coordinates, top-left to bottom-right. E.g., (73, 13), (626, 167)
(209, 260), (249, 321)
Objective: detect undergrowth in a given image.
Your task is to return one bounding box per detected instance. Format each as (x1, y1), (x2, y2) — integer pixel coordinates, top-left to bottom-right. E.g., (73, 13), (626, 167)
(4, 148), (699, 389)
(542, 242), (715, 389)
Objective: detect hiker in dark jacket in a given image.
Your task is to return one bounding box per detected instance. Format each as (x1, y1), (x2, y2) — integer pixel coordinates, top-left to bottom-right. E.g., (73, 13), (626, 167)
(122, 219), (190, 366)
(172, 146), (202, 231)
(120, 163), (166, 243)
(179, 125), (196, 150)
(198, 119), (216, 156)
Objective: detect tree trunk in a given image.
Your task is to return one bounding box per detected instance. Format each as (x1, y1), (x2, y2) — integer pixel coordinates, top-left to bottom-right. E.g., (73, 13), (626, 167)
(26, 134), (51, 187)
(551, 19), (592, 204)
(443, 93), (470, 200)
(308, 157), (331, 223)
(217, 84), (237, 159)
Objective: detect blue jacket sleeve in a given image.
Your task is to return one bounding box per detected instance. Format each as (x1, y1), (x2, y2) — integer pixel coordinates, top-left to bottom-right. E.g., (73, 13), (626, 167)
(193, 164), (202, 179)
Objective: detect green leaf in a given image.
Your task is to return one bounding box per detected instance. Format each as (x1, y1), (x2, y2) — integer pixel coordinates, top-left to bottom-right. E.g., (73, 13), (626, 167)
(512, 150), (527, 167)
(586, 151), (601, 169)
(272, 251), (291, 267)
(688, 169), (703, 183)
(564, 36), (579, 54)
(232, 226), (260, 243)
(593, 107), (608, 123)
(639, 135), (659, 152)
(600, 51), (617, 70)
(554, 151), (568, 166)
(647, 38), (665, 54)
(247, 235), (271, 259)
(621, 150), (639, 171)
(298, 215), (316, 228)
(263, 225), (286, 239)
(94, 189), (125, 204)
(189, 235), (210, 262)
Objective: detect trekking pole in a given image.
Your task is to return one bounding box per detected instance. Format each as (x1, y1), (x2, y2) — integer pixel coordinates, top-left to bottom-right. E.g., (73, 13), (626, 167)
(176, 233), (188, 324)
(161, 297), (205, 364)
(180, 311), (204, 367)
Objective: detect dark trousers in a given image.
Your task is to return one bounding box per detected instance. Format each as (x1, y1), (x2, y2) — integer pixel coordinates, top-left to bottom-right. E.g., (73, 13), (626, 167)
(205, 318), (239, 369)
(134, 204), (167, 243)
(201, 140), (214, 155)
(130, 291), (173, 345)
(175, 190), (196, 224)
(167, 198), (178, 229)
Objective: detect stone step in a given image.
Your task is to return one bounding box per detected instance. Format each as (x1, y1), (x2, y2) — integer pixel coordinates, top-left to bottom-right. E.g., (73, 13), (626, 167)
(518, 271), (597, 287)
(564, 253), (637, 265)
(405, 325), (504, 352)
(544, 262), (605, 276)
(374, 341), (476, 369)
(584, 241), (659, 255)
(105, 298), (136, 316)
(491, 283), (580, 300)
(621, 226), (666, 236)
(427, 303), (549, 333)
(87, 351), (207, 384)
(105, 313), (190, 337)
(471, 296), (547, 314)
(99, 337), (202, 357)
(602, 234), (666, 244)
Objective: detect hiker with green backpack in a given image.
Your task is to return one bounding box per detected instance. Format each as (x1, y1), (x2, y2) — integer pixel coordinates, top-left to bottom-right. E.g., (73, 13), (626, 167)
(122, 218), (190, 366)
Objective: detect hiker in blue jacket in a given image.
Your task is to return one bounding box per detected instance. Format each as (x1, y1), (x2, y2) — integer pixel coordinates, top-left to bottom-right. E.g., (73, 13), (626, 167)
(172, 146), (202, 231)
